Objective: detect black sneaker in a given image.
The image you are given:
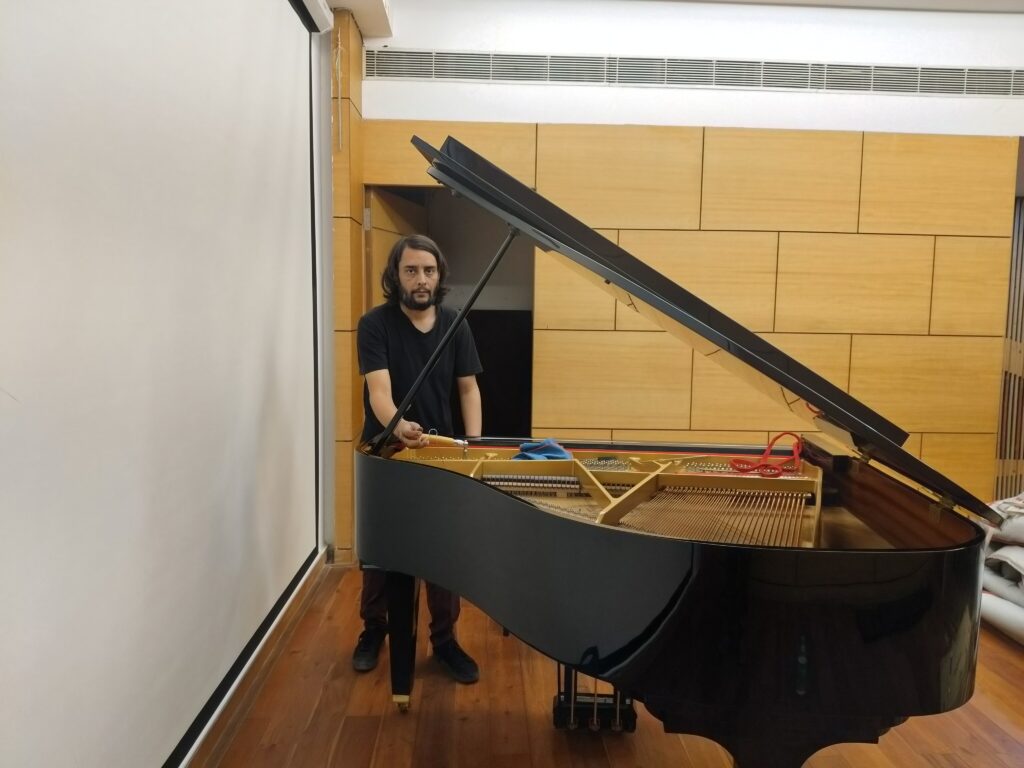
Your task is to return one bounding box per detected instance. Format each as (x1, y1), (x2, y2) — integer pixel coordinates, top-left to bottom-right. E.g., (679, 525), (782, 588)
(433, 639), (479, 684)
(352, 627), (386, 672)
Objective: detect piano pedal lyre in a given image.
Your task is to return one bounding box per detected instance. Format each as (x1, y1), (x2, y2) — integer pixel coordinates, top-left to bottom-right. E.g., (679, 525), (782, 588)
(552, 663), (636, 733)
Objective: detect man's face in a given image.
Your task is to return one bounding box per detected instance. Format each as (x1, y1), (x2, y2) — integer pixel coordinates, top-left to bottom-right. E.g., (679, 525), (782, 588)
(397, 247), (440, 311)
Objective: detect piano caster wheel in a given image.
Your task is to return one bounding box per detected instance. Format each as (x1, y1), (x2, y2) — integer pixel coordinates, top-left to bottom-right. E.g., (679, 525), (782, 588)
(397, 702), (410, 713)
(394, 694), (411, 714)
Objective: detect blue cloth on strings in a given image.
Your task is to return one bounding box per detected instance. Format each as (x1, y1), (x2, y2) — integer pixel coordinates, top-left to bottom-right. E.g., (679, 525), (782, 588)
(513, 438), (572, 460)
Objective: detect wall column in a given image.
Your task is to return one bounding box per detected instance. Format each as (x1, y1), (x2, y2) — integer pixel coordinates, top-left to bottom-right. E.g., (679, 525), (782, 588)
(331, 10), (364, 564)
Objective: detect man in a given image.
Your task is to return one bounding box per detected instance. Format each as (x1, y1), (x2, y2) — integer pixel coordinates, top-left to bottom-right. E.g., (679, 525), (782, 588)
(352, 233), (483, 684)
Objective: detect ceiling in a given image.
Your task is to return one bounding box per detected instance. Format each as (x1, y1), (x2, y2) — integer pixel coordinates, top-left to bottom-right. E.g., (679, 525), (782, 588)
(691, 1), (1024, 11)
(332, 0), (1024, 39)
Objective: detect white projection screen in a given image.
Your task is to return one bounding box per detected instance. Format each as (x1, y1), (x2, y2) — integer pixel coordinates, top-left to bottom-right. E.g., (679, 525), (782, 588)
(0, 1), (320, 766)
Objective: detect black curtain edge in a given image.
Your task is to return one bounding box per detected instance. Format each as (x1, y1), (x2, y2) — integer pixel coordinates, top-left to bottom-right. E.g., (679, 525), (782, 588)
(160, 546), (321, 767)
(286, 0), (321, 34)
(307, 32), (321, 552)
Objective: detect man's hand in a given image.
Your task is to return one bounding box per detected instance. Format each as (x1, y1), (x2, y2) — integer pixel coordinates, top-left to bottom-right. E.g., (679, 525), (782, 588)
(396, 419), (428, 448)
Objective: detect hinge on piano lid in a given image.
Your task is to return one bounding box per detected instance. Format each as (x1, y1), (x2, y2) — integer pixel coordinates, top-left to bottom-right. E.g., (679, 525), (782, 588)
(800, 430), (862, 472)
(929, 493), (957, 520)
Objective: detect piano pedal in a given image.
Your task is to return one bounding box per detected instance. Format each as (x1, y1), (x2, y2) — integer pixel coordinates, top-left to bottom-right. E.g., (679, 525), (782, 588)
(552, 691), (636, 733)
(552, 665), (636, 734)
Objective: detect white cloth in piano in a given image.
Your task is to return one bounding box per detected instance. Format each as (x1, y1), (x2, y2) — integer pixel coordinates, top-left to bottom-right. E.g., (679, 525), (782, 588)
(981, 592), (1024, 645)
(980, 493), (1024, 644)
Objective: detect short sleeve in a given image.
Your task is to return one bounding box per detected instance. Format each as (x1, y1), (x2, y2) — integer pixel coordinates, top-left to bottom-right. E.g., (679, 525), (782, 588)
(357, 312), (389, 375)
(454, 321), (483, 377)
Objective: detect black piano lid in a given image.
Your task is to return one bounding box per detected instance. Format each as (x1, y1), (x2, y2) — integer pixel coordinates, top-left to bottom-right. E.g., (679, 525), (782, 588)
(412, 134), (1002, 528)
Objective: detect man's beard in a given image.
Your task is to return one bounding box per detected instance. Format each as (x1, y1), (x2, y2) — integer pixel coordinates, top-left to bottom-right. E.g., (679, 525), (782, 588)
(400, 286), (437, 310)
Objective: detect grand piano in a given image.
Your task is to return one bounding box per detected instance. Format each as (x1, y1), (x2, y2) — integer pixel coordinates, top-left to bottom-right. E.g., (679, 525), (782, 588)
(354, 136), (1006, 768)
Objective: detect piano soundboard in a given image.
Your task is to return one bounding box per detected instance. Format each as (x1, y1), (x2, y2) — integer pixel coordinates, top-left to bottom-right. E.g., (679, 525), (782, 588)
(394, 446), (823, 549)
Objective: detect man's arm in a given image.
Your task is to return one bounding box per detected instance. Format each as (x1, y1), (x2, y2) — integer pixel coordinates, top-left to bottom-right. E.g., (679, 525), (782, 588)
(457, 375), (482, 437)
(365, 368), (428, 448)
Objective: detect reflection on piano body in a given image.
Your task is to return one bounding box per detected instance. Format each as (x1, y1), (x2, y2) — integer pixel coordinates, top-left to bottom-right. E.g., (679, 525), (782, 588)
(354, 135), (1005, 768)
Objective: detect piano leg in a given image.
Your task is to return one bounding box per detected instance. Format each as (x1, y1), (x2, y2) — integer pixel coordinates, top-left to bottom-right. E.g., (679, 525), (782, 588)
(385, 570), (418, 711)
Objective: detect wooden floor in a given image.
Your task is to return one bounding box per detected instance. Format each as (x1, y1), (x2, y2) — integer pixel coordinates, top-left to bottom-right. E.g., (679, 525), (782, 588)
(210, 565), (1024, 768)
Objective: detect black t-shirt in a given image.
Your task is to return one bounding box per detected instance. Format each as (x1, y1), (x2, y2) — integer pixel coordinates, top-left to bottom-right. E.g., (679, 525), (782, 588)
(357, 303), (483, 443)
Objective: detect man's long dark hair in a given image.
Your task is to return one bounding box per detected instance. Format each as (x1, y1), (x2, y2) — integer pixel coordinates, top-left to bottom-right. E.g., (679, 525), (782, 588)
(381, 234), (450, 306)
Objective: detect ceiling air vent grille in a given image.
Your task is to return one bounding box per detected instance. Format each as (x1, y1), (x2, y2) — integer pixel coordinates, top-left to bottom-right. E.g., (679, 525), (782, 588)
(366, 49), (433, 79)
(667, 59), (713, 86)
(615, 57), (666, 85)
(872, 66), (919, 93)
(714, 60), (762, 88)
(920, 68), (966, 94)
(967, 68), (1013, 95)
(549, 56), (606, 83)
(763, 62), (812, 90)
(433, 52), (490, 80)
(809, 63), (826, 90)
(364, 49), (1024, 98)
(493, 54), (548, 81)
(825, 64), (872, 91)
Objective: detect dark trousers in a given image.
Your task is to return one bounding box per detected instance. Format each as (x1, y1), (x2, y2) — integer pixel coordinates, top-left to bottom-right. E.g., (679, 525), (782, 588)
(360, 566), (461, 648)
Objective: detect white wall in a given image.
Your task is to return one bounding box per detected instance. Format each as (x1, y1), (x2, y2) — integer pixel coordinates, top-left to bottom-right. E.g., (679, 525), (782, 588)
(0, 1), (320, 766)
(363, 0), (1024, 135)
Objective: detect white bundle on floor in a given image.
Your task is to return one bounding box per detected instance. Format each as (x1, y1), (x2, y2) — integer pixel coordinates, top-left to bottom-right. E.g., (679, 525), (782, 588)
(980, 493), (1024, 644)
(981, 593), (1024, 644)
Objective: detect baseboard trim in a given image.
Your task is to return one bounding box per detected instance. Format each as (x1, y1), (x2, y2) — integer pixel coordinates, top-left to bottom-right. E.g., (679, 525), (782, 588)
(183, 549), (328, 767)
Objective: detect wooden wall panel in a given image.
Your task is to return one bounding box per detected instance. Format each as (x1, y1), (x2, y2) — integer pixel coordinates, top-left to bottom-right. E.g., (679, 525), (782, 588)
(931, 237), (1012, 336)
(902, 433), (923, 458)
(691, 334), (851, 431)
(331, 99), (363, 224)
(701, 128), (862, 232)
(860, 133), (1018, 236)
(850, 336), (1003, 433)
(332, 11), (362, 112)
(369, 188), (428, 235)
(333, 218), (364, 331)
(330, 13), (365, 559)
(365, 189), (428, 308)
(532, 331), (692, 429)
(616, 230), (778, 332)
(334, 441), (354, 555)
(530, 428), (613, 441)
(612, 429), (768, 446)
(333, 331), (360, 442)
(367, 229), (399, 309)
(363, 120), (536, 187)
(534, 232), (618, 330)
(536, 124), (702, 229)
(776, 233), (933, 334)
(921, 433), (998, 501)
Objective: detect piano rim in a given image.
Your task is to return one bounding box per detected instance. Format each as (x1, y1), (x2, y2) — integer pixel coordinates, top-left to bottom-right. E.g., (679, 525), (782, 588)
(358, 436), (987, 554)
